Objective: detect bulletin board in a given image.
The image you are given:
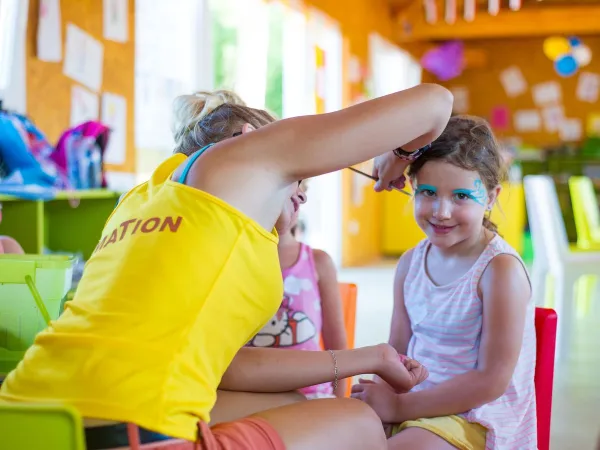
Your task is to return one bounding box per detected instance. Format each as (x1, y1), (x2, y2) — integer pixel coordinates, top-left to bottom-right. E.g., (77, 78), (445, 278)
(427, 36), (600, 148)
(26, 0), (135, 172)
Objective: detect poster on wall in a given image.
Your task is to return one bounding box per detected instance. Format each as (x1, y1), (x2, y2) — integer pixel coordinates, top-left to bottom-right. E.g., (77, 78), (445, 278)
(559, 118), (583, 142)
(514, 110), (541, 132)
(532, 81), (562, 107)
(37, 0), (62, 62)
(450, 87), (469, 113)
(70, 84), (99, 126)
(103, 0), (129, 43)
(64, 23), (104, 92)
(101, 92), (127, 165)
(576, 72), (600, 103)
(541, 105), (564, 133)
(499, 66), (527, 98)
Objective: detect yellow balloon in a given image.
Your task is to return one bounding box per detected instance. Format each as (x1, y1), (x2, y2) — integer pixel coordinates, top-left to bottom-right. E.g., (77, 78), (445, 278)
(543, 36), (571, 61)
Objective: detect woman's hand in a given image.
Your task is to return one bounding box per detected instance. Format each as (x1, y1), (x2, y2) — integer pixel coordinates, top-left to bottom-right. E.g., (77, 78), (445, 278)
(372, 152), (410, 192)
(373, 344), (428, 393)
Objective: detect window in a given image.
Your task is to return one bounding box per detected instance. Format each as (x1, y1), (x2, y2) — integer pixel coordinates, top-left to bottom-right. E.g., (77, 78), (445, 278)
(369, 33), (421, 97)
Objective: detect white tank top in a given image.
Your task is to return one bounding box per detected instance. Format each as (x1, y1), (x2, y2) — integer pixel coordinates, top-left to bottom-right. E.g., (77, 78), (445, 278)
(405, 235), (537, 449)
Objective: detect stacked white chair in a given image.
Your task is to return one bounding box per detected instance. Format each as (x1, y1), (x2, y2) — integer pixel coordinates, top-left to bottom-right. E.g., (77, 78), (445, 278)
(524, 175), (600, 361)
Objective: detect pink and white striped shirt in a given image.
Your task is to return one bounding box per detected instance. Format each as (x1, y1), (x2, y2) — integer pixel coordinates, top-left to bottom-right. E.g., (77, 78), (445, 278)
(404, 236), (537, 449)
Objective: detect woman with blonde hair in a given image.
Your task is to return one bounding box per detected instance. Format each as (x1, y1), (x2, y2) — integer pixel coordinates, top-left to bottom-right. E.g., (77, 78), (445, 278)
(1, 86), (453, 449)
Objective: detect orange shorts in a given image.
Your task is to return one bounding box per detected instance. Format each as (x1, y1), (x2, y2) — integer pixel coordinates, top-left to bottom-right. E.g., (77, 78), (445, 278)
(122, 418), (285, 450)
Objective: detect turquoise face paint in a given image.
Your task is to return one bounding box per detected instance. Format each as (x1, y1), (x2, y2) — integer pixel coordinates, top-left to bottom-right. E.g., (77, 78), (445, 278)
(415, 184), (437, 195)
(452, 179), (487, 206)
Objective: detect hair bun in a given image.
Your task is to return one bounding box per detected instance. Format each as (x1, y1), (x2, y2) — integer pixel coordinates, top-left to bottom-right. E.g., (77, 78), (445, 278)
(171, 90), (247, 144)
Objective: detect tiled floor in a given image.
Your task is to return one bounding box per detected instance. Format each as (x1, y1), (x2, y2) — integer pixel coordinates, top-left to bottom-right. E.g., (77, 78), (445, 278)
(338, 263), (600, 450)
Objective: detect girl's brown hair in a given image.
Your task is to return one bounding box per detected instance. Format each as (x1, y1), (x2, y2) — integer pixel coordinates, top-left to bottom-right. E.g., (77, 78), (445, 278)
(407, 115), (507, 233)
(171, 90), (276, 155)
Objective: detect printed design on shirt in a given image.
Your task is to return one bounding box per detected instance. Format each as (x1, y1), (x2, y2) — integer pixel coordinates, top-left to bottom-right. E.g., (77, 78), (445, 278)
(93, 216), (183, 254)
(250, 295), (317, 348)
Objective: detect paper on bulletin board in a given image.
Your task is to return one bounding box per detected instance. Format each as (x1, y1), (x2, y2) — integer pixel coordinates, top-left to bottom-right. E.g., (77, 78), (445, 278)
(490, 105), (510, 130)
(499, 66), (527, 98)
(532, 81), (562, 107)
(70, 84), (99, 126)
(541, 105), (564, 133)
(101, 92), (127, 165)
(559, 118), (583, 142)
(451, 87), (469, 113)
(103, 0), (129, 43)
(514, 110), (541, 132)
(576, 72), (600, 103)
(587, 113), (600, 137)
(37, 0), (62, 62)
(64, 23), (104, 92)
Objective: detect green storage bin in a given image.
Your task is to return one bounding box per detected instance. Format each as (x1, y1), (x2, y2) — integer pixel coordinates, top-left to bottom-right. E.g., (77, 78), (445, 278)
(0, 254), (74, 375)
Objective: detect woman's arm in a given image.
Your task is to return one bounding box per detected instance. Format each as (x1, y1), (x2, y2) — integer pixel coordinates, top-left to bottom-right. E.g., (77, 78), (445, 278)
(219, 344), (417, 394)
(387, 255), (531, 422)
(186, 85), (452, 229)
(388, 250), (415, 355)
(313, 249), (348, 396)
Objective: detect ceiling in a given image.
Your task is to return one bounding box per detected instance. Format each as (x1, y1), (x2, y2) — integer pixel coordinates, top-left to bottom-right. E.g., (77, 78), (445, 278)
(390, 0), (600, 42)
(388, 0), (600, 13)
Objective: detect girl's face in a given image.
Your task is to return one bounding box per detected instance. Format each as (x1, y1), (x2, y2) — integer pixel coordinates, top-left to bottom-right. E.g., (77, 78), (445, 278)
(412, 160), (500, 250)
(275, 182), (307, 235)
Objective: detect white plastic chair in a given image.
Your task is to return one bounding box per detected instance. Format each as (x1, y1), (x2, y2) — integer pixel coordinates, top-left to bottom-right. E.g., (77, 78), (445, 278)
(524, 175), (600, 361)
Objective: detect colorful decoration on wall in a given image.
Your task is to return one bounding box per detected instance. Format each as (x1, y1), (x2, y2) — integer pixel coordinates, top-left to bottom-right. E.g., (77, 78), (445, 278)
(421, 41), (465, 81)
(543, 36), (592, 77)
(315, 46), (326, 114)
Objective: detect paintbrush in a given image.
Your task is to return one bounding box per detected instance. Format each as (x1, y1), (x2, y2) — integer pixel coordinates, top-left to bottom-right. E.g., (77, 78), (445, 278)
(347, 166), (411, 196)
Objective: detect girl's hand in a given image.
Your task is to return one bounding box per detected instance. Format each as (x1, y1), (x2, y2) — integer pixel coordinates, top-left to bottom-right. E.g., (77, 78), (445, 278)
(372, 152), (409, 192)
(351, 379), (403, 423)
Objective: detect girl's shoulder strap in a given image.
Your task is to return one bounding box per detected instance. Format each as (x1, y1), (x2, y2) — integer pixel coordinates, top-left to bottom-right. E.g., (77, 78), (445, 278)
(404, 238), (429, 284)
(472, 235), (531, 290)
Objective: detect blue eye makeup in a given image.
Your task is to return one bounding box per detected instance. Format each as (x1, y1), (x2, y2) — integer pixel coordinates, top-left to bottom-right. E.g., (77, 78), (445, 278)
(452, 179), (487, 206)
(415, 184), (437, 196)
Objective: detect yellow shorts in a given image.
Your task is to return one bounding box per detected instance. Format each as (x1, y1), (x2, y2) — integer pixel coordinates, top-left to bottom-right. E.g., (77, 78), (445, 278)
(389, 415), (487, 450)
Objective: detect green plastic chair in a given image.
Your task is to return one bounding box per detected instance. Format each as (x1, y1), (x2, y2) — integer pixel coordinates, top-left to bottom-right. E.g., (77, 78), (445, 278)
(0, 402), (86, 449)
(569, 176), (600, 250)
(567, 176), (600, 317)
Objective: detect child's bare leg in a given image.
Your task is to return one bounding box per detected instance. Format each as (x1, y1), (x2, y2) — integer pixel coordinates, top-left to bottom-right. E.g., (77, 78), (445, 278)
(209, 389), (306, 425)
(388, 428), (457, 450)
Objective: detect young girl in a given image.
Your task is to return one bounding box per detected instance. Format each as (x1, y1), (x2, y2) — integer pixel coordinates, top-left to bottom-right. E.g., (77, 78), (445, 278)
(247, 180), (348, 398)
(352, 116), (536, 450)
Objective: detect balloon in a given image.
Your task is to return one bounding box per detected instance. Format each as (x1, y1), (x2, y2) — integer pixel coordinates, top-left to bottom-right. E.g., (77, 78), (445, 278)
(543, 36), (571, 61)
(420, 41), (465, 81)
(555, 55), (578, 77)
(573, 45), (592, 67)
(569, 36), (581, 47)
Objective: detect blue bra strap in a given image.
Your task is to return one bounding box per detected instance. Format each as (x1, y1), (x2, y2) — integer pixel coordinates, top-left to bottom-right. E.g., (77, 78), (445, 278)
(178, 144), (215, 184)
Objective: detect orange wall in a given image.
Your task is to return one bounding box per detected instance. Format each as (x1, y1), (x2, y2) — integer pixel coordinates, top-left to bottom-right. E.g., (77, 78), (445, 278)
(305, 0), (396, 267)
(425, 36), (600, 148)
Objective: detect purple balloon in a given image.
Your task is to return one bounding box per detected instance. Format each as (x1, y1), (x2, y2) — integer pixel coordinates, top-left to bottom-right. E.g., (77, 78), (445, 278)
(420, 41), (465, 81)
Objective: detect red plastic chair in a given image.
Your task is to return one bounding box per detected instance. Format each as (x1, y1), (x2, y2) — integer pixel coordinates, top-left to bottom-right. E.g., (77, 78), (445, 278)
(534, 307), (557, 450)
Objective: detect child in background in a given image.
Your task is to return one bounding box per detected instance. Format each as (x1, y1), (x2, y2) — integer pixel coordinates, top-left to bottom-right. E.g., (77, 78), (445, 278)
(247, 180), (348, 398)
(352, 116), (536, 450)
(0, 203), (24, 254)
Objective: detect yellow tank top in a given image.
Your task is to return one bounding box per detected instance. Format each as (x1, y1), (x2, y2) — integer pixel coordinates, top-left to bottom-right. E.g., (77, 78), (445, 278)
(0, 153), (283, 441)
